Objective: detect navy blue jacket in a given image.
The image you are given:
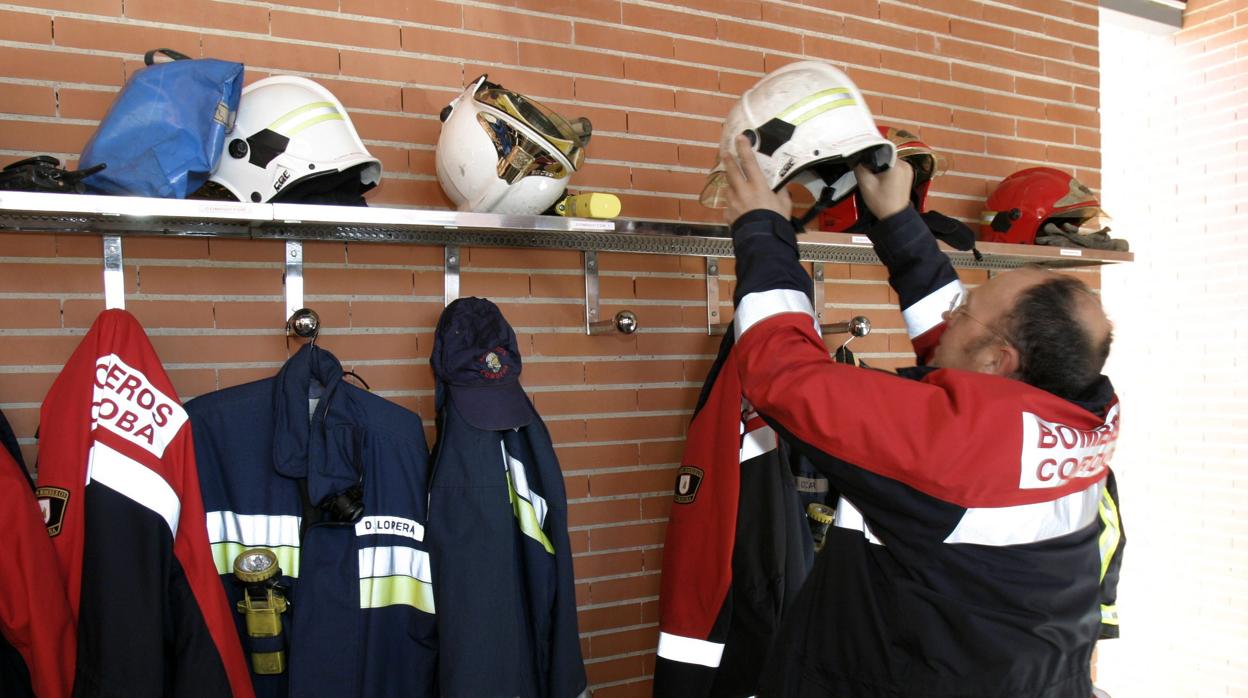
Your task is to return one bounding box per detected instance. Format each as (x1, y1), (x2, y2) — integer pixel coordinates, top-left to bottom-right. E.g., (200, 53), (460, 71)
(187, 345), (436, 698)
(427, 392), (586, 698)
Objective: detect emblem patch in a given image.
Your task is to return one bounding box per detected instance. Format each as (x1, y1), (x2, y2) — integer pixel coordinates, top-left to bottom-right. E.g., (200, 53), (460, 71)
(35, 486), (70, 537)
(673, 466), (704, 504)
(485, 352), (502, 373)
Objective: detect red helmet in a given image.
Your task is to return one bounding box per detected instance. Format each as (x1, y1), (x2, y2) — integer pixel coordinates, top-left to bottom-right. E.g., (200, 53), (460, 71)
(979, 167), (1107, 245)
(819, 126), (945, 232)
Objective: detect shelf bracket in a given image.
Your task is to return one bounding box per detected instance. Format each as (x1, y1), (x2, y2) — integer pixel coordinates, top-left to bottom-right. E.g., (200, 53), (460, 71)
(811, 262), (825, 324)
(706, 257), (730, 336)
(444, 245), (460, 306)
(102, 235), (124, 310)
(284, 240), (304, 324)
(584, 251), (638, 335)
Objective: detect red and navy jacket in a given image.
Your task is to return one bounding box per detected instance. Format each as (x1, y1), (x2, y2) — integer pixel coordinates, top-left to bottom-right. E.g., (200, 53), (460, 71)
(724, 206), (1120, 697)
(35, 309), (254, 697)
(1, 413), (74, 698)
(654, 329), (813, 698)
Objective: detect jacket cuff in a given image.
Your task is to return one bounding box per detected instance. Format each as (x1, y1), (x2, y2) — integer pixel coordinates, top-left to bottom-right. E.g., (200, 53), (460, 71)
(730, 209), (812, 304)
(865, 206), (934, 267)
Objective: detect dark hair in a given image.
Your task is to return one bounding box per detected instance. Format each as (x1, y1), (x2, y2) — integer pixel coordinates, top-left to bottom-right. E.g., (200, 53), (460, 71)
(1002, 274), (1112, 401)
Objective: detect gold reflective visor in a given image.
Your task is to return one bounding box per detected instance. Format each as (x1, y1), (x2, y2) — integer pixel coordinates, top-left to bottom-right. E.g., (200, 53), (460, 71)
(475, 85), (586, 171)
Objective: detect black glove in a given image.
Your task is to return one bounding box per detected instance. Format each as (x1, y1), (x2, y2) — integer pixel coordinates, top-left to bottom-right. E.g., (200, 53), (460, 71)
(0, 156), (104, 194)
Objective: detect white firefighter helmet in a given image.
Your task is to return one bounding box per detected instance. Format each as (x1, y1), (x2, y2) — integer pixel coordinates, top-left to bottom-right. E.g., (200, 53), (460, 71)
(701, 60), (895, 215)
(436, 74), (591, 215)
(211, 76), (381, 203)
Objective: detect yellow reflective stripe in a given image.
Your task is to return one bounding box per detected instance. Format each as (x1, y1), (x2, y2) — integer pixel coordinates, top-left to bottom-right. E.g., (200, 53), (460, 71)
(359, 575), (436, 613)
(268, 101), (336, 131)
(1101, 603), (1119, 625)
(506, 468), (555, 555)
(285, 111), (345, 137)
(1097, 485), (1121, 583)
(776, 88), (857, 126)
(211, 542), (301, 578)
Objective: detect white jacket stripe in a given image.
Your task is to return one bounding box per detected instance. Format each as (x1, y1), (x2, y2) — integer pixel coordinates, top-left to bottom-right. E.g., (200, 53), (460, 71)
(656, 632), (725, 667)
(902, 279), (962, 339)
(735, 289), (815, 339)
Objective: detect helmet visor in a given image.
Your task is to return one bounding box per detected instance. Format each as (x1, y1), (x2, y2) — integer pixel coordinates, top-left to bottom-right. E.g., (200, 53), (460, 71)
(477, 113), (570, 184)
(475, 84), (585, 170)
(700, 170), (730, 209)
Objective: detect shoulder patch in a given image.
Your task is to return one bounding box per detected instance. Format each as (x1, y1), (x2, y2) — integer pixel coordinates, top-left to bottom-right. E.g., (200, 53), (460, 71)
(673, 466), (704, 504)
(35, 486), (70, 537)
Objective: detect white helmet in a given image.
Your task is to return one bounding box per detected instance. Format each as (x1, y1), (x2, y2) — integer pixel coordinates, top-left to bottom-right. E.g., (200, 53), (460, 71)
(701, 60), (895, 221)
(436, 74), (590, 215)
(211, 76), (381, 203)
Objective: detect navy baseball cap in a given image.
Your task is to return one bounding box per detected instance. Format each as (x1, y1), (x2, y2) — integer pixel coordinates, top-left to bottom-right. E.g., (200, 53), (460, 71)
(431, 297), (535, 430)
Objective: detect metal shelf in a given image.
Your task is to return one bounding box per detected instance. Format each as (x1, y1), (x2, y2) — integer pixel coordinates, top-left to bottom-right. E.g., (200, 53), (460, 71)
(0, 191), (1132, 270)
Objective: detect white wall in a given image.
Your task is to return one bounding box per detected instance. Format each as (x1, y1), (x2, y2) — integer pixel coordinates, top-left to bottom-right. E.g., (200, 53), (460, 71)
(1098, 5), (1248, 695)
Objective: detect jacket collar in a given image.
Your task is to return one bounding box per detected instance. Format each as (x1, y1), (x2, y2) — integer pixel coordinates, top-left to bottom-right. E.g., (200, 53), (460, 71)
(272, 344), (344, 479)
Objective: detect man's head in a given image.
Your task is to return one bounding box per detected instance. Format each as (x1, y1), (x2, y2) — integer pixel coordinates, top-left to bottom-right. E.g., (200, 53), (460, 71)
(931, 267), (1113, 401)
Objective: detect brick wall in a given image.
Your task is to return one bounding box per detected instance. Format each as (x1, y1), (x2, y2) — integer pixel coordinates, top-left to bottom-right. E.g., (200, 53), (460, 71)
(1097, 0), (1248, 694)
(0, 2), (1103, 695)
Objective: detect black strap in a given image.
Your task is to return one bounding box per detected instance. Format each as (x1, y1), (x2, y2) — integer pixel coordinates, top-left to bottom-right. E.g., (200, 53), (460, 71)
(144, 48), (192, 65)
(790, 185), (838, 230)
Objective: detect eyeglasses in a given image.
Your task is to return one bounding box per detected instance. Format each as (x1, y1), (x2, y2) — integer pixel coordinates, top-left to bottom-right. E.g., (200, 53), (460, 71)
(946, 292), (1014, 348)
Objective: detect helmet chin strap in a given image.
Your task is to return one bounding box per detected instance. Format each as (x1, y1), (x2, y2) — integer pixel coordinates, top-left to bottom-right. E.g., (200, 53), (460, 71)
(790, 184), (839, 231)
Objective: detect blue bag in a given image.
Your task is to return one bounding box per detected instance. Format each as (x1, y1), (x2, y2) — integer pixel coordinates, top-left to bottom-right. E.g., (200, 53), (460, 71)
(80, 49), (244, 198)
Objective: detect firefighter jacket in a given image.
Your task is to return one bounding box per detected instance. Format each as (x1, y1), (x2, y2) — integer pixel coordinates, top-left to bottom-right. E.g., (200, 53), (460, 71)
(654, 328), (814, 698)
(426, 390), (586, 697)
(186, 343), (436, 698)
(35, 309), (254, 697)
(1, 420), (74, 698)
(720, 207), (1121, 697)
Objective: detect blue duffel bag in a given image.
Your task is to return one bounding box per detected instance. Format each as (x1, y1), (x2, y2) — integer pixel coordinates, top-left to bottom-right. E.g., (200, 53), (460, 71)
(79, 48), (244, 198)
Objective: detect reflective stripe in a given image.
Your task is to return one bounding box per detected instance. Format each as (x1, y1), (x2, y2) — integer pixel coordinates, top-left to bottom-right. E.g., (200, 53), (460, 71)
(358, 545), (432, 583)
(656, 632), (724, 667)
(211, 541), (301, 578)
(901, 279), (962, 340)
(944, 482), (1102, 546)
(359, 575), (436, 614)
(286, 111), (344, 137)
(358, 545), (435, 613)
(269, 101), (335, 131)
(740, 423), (777, 462)
(735, 289), (815, 338)
(354, 515), (425, 542)
(833, 496), (883, 546)
(777, 88), (857, 125)
(502, 444), (555, 554)
(88, 441), (181, 536)
(1101, 603), (1118, 625)
(206, 511), (301, 548)
(1098, 484), (1122, 582)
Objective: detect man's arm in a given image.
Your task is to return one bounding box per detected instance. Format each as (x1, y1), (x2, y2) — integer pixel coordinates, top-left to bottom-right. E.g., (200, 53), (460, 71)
(855, 165), (962, 364)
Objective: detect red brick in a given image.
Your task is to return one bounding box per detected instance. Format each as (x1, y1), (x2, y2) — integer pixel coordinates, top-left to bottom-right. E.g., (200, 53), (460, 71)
(1040, 17), (1097, 46)
(56, 88), (118, 121)
(952, 110), (1015, 137)
(579, 600), (647, 634)
(516, 0), (621, 22)
(271, 11), (400, 50)
(880, 49), (949, 81)
(123, 0), (268, 33)
(1045, 103), (1099, 129)
(673, 38), (762, 73)
(0, 335), (93, 366)
(465, 64), (577, 101)
(557, 443), (640, 471)
(0, 119), (96, 155)
(877, 97), (952, 127)
(0, 83), (55, 117)
(591, 680), (653, 698)
(0, 371), (56, 404)
(623, 3), (715, 39)
(464, 5), (570, 42)
(1045, 144), (1099, 170)
(718, 71), (761, 96)
(585, 573), (661, 605)
(0, 9), (50, 42)
(803, 34), (880, 68)
(585, 359), (684, 385)
(569, 498), (641, 527)
(586, 413), (687, 441)
(626, 111), (718, 142)
(590, 467), (676, 497)
(534, 388), (638, 416)
(718, 18), (799, 52)
(340, 0), (461, 26)
(7, 0), (120, 13)
(402, 26), (517, 64)
(520, 42), (623, 79)
(623, 57), (718, 92)
(1, 46), (125, 86)
(202, 35), (339, 74)
(879, 3), (949, 34)
(1018, 120), (1075, 145)
(0, 299), (60, 328)
(589, 625), (659, 657)
(591, 135), (678, 166)
(584, 654), (646, 686)
(63, 299), (213, 329)
(575, 21), (672, 58)
(575, 78), (674, 111)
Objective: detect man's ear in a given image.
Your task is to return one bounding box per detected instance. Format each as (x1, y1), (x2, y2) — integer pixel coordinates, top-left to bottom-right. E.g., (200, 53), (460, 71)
(987, 342), (1022, 378)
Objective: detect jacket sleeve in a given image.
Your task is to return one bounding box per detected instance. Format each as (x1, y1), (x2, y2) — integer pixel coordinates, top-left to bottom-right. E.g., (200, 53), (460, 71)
(864, 206), (963, 364)
(1097, 468), (1125, 638)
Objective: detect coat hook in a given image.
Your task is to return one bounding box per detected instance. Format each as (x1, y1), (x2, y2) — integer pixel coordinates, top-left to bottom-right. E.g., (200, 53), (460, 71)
(287, 307), (321, 344)
(103, 235), (125, 310)
(706, 257), (731, 335)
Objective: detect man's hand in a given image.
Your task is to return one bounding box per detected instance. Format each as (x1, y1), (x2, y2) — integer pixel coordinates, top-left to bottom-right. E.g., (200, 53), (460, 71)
(723, 134), (792, 224)
(854, 159), (913, 221)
